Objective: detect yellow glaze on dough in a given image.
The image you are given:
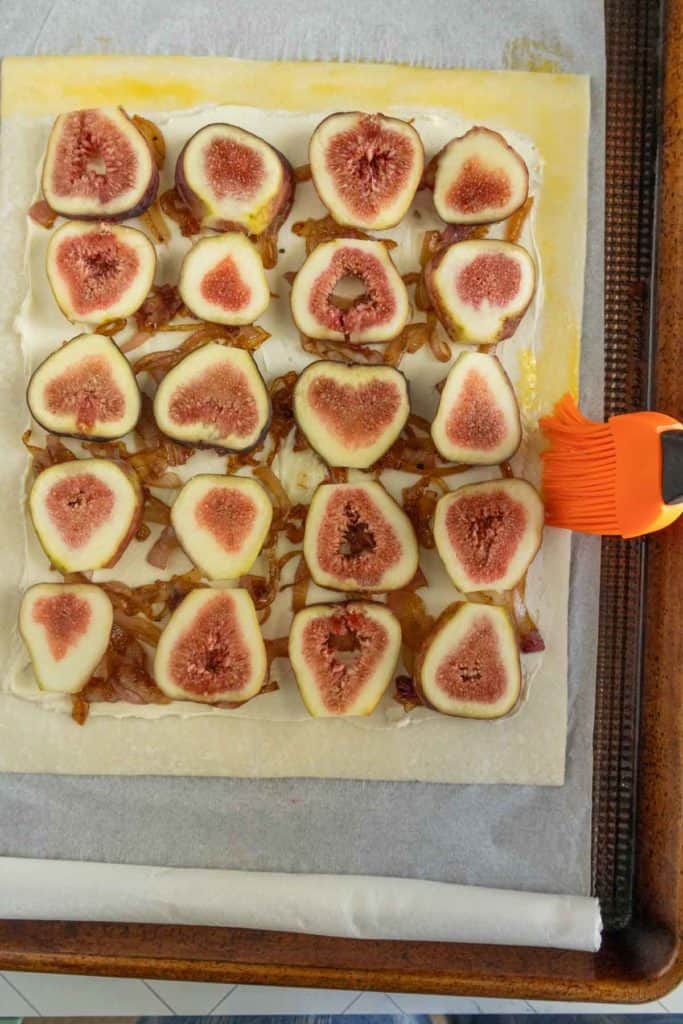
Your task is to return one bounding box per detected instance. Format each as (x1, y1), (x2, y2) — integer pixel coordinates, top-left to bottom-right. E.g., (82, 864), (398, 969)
(3, 56), (588, 414)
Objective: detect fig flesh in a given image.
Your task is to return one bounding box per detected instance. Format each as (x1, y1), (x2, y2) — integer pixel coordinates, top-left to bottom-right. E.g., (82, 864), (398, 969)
(29, 458), (143, 573)
(291, 238), (409, 342)
(41, 107), (159, 221)
(294, 360), (410, 468)
(27, 333), (141, 440)
(304, 480), (418, 592)
(309, 111), (424, 230)
(433, 477), (543, 592)
(171, 474), (273, 580)
(431, 352), (521, 464)
(416, 602), (521, 718)
(153, 342), (270, 452)
(290, 601), (401, 716)
(425, 239), (535, 345)
(431, 126), (529, 225)
(175, 123), (294, 234)
(154, 587), (267, 702)
(46, 220), (156, 324)
(19, 583), (113, 694)
(178, 232), (270, 325)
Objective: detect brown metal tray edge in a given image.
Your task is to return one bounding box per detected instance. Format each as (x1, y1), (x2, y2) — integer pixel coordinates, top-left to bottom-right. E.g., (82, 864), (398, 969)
(1, 0), (682, 1003)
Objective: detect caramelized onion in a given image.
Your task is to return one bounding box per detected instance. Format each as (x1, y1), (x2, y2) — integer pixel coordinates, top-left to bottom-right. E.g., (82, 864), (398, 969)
(294, 163), (312, 182)
(98, 569), (203, 621)
(292, 214), (398, 256)
(121, 328), (153, 354)
(159, 186), (201, 236)
(132, 115), (166, 169)
(28, 199), (57, 229)
(386, 588), (434, 676)
(95, 317), (127, 337)
(113, 608), (163, 646)
(146, 524), (179, 569)
(143, 491), (171, 525)
(393, 674), (423, 712)
(140, 198), (170, 244)
(301, 334), (384, 364)
(135, 284), (183, 331)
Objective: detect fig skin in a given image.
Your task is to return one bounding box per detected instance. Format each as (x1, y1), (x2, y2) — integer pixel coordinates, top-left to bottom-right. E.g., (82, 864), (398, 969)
(178, 232), (270, 326)
(289, 601), (402, 717)
(153, 587), (267, 703)
(431, 351), (521, 465)
(424, 239), (536, 346)
(170, 474), (273, 581)
(415, 601), (521, 719)
(26, 333), (141, 441)
(28, 458), (144, 574)
(293, 360), (410, 469)
(153, 342), (272, 454)
(46, 221), (157, 325)
(290, 238), (410, 343)
(19, 582), (114, 694)
(309, 112), (425, 230)
(41, 107), (159, 222)
(433, 477), (544, 593)
(303, 480), (419, 592)
(175, 123), (295, 235)
(428, 126), (529, 226)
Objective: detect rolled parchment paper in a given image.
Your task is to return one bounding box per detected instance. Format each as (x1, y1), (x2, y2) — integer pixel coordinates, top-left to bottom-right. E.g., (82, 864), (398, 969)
(0, 858), (601, 951)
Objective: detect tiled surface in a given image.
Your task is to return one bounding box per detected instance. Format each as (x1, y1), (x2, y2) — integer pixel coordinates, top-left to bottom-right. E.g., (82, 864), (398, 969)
(0, 971), (677, 1015)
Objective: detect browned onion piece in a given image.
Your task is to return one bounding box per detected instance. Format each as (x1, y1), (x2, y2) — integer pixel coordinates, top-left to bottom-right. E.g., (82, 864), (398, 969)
(29, 199), (57, 229)
(121, 329), (153, 354)
(112, 608), (163, 646)
(159, 186), (201, 237)
(294, 164), (312, 183)
(386, 588), (435, 675)
(146, 524), (179, 569)
(143, 491), (171, 524)
(131, 115), (166, 170)
(140, 198), (170, 244)
(292, 214), (398, 256)
(393, 673), (423, 712)
(135, 284), (184, 331)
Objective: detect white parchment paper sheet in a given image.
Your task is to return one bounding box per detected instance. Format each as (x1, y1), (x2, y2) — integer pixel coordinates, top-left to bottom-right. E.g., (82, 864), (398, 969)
(0, 0), (604, 907)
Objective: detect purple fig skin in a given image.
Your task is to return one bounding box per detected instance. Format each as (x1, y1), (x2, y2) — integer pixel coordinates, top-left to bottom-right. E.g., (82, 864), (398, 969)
(414, 602), (521, 717)
(423, 246), (534, 345)
(26, 349), (142, 442)
(308, 112), (425, 230)
(292, 360), (411, 468)
(424, 127), (529, 225)
(154, 347), (272, 455)
(43, 111), (159, 223)
(175, 125), (296, 236)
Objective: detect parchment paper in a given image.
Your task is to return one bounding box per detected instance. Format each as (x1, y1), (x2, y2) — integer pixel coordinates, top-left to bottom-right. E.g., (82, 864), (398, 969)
(0, 0), (604, 898)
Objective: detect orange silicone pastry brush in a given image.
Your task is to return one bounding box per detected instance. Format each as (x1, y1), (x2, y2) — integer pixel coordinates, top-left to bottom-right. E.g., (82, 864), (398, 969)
(540, 393), (683, 538)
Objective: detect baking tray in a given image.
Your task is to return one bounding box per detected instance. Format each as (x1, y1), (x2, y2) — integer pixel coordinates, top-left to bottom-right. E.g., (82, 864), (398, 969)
(0, 0), (681, 1001)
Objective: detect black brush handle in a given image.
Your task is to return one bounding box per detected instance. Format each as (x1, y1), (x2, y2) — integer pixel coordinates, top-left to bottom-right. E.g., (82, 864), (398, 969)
(662, 430), (683, 505)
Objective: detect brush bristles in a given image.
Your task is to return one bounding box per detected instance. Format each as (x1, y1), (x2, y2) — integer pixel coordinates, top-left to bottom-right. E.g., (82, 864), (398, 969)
(540, 395), (621, 534)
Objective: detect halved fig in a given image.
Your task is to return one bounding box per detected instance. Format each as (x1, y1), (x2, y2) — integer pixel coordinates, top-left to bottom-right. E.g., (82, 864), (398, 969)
(46, 221), (156, 324)
(431, 352), (521, 464)
(294, 361), (410, 468)
(153, 342), (270, 452)
(309, 112), (424, 230)
(290, 601), (401, 716)
(425, 239), (535, 345)
(29, 458), (143, 572)
(175, 123), (294, 234)
(304, 481), (418, 592)
(154, 587), (267, 702)
(291, 239), (409, 342)
(433, 478), (543, 593)
(416, 602), (521, 718)
(41, 107), (159, 221)
(431, 126), (529, 225)
(178, 233), (269, 325)
(27, 333), (141, 440)
(171, 474), (273, 580)
(19, 583), (113, 694)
